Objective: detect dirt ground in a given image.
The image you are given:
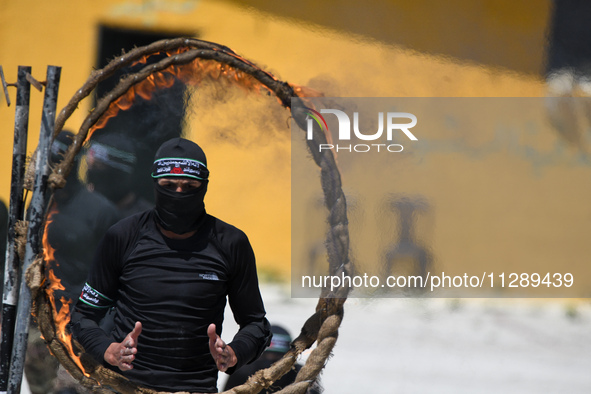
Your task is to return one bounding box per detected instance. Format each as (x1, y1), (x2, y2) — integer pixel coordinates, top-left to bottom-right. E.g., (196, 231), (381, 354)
(219, 284), (591, 393)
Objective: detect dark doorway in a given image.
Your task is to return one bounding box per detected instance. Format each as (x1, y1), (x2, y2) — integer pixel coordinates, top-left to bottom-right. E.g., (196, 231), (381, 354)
(95, 26), (196, 100)
(89, 26), (197, 214)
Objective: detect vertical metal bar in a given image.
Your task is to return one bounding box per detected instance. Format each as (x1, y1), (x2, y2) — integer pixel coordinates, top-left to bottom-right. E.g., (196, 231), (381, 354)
(7, 65), (60, 394)
(0, 66), (31, 393)
(0, 66), (12, 107)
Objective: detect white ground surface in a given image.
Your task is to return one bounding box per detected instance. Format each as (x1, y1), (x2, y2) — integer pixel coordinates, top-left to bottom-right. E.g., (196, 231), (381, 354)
(219, 284), (591, 394)
(18, 283), (590, 393)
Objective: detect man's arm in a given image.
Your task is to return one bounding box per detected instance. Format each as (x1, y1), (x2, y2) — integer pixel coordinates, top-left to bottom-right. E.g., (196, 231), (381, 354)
(69, 226), (126, 363)
(224, 230), (272, 372)
(69, 283), (117, 362)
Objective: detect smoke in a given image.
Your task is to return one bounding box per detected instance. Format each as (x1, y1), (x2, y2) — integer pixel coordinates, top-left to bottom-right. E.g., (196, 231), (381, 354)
(184, 80), (291, 146)
(183, 80), (293, 275)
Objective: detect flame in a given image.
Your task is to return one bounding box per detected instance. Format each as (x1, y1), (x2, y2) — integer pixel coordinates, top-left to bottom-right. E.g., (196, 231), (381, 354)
(86, 49), (274, 142)
(290, 84), (325, 99)
(42, 205), (90, 377)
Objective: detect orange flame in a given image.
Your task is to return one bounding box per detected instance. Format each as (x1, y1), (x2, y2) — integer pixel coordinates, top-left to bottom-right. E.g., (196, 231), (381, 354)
(86, 49), (274, 142)
(42, 205), (90, 377)
(290, 84), (325, 98)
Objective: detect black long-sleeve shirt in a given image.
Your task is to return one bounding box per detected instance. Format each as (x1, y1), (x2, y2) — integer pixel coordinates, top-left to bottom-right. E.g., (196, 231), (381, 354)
(70, 210), (271, 393)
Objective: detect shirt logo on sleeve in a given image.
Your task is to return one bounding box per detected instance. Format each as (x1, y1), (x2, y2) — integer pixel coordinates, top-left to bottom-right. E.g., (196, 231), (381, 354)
(79, 283), (114, 308)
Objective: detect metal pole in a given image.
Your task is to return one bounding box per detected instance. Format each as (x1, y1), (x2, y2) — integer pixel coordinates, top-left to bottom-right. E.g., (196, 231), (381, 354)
(0, 66), (12, 107)
(0, 66), (31, 393)
(7, 65), (60, 394)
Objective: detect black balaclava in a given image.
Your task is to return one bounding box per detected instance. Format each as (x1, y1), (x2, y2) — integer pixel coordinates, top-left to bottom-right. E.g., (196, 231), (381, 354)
(151, 137), (210, 234)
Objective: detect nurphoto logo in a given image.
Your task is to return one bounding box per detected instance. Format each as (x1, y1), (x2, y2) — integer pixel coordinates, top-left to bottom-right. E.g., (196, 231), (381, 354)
(304, 107), (418, 153)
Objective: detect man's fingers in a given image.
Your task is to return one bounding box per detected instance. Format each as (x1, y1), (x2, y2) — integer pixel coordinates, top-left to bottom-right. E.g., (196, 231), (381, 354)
(105, 338), (141, 372)
(120, 347), (137, 356)
(120, 355), (135, 364)
(208, 324), (229, 355)
(117, 347), (137, 371)
(208, 324), (228, 354)
(207, 323), (235, 372)
(207, 324), (217, 344)
(124, 322), (142, 348)
(215, 337), (227, 352)
(116, 322), (142, 371)
(129, 321), (142, 342)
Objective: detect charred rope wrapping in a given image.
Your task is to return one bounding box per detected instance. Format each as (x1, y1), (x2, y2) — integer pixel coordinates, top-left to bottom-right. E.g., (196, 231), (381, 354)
(28, 37), (353, 393)
(50, 37), (289, 189)
(14, 220), (28, 263)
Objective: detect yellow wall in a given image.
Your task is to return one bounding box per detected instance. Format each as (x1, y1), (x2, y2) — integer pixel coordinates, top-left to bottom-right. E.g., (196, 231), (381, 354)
(0, 0), (550, 279)
(227, 0), (552, 75)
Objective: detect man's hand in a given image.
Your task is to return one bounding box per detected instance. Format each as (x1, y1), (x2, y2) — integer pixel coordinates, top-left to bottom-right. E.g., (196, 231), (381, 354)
(208, 323), (237, 372)
(104, 321), (142, 371)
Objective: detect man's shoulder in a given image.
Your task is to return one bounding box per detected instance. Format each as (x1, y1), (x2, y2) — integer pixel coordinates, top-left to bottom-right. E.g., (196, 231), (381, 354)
(207, 214), (250, 246)
(108, 209), (153, 237)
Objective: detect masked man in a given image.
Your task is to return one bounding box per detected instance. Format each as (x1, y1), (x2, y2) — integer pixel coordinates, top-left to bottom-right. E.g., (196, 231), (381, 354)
(71, 137), (271, 393)
(85, 133), (153, 218)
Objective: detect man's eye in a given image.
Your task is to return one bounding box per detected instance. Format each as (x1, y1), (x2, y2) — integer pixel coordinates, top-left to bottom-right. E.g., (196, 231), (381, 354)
(163, 183), (177, 190)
